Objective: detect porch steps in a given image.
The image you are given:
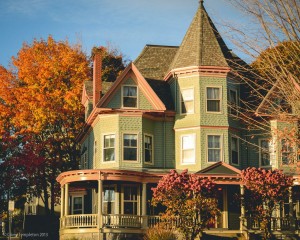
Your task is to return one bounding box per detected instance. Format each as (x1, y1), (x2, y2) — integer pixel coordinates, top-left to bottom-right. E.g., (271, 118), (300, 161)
(249, 231), (300, 240)
(202, 232), (243, 239)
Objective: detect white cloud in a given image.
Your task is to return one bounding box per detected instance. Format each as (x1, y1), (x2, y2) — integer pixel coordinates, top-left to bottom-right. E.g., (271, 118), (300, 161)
(3, 0), (49, 16)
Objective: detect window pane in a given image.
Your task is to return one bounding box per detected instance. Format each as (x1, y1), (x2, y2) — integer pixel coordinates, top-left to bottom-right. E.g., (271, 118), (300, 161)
(208, 135), (220, 148)
(207, 100), (220, 112)
(73, 197), (83, 214)
(260, 140), (270, 166)
(123, 97), (137, 107)
(207, 88), (219, 99)
(145, 136), (152, 163)
(124, 148), (137, 161)
(183, 149), (194, 163)
(208, 135), (221, 162)
(182, 135), (195, 149)
(182, 135), (195, 163)
(208, 149), (220, 162)
(231, 137), (238, 164)
(123, 86), (137, 107)
(181, 88), (194, 114)
(104, 148), (115, 161)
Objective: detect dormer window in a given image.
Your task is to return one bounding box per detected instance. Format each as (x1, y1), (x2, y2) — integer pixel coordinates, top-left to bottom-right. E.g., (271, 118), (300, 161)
(122, 86), (137, 108)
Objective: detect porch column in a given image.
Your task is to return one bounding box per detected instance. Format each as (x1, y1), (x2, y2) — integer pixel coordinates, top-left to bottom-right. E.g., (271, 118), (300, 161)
(142, 183), (148, 229)
(289, 186), (295, 230)
(60, 186), (64, 218)
(98, 178), (103, 230)
(240, 184), (246, 231)
(64, 183), (69, 216)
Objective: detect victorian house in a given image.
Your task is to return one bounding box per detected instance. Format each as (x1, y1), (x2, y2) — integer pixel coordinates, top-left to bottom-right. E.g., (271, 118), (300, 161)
(56, 2), (300, 240)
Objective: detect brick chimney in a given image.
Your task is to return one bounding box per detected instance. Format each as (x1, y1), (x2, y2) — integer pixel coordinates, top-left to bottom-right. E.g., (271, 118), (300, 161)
(93, 49), (102, 108)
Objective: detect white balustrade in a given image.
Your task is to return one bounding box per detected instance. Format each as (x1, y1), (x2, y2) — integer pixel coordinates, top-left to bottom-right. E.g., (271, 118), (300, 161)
(61, 214), (98, 228)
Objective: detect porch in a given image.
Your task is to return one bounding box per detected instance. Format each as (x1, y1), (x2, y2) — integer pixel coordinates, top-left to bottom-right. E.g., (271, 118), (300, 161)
(56, 168), (300, 240)
(59, 213), (300, 236)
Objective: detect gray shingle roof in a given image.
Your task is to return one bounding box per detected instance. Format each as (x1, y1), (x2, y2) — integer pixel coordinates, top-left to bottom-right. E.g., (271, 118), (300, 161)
(145, 78), (174, 111)
(169, 3), (232, 69)
(134, 45), (178, 80)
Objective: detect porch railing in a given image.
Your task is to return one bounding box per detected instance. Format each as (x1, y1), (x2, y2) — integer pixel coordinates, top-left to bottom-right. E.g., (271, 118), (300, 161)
(247, 217), (293, 231)
(102, 214), (142, 228)
(61, 214), (98, 228)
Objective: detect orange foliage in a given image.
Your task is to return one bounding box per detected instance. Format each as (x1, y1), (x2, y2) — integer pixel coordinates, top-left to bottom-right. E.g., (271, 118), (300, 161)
(5, 35), (90, 133)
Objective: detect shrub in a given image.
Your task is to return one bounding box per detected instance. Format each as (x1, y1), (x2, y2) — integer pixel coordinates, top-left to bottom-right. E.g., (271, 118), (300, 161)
(144, 224), (177, 240)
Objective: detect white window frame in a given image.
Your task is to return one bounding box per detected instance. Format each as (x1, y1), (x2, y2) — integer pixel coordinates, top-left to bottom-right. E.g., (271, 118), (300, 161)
(180, 88), (194, 114)
(103, 185), (116, 214)
(229, 89), (238, 115)
(81, 152), (88, 169)
(71, 195), (84, 215)
(121, 185), (140, 215)
(103, 134), (116, 163)
(122, 85), (138, 108)
(207, 134), (223, 163)
(144, 134), (154, 165)
(259, 139), (271, 167)
(231, 136), (239, 165)
(122, 133), (139, 162)
(206, 86), (222, 113)
(281, 139), (294, 165)
(181, 134), (196, 165)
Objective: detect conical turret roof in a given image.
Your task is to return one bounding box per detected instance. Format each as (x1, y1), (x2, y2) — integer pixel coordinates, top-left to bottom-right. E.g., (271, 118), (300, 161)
(170, 1), (232, 69)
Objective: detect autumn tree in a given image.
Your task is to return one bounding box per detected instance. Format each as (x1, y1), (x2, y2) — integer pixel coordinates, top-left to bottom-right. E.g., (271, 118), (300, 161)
(91, 44), (127, 82)
(0, 36), (90, 216)
(241, 167), (293, 239)
(0, 36), (127, 216)
(152, 170), (219, 240)
(224, 0), (300, 172)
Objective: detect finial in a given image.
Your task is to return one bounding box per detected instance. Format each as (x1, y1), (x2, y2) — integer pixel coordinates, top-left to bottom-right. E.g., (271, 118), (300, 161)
(199, 0), (204, 5)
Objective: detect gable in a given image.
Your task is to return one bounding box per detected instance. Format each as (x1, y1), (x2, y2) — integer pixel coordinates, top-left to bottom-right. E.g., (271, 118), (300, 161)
(105, 77), (153, 110)
(98, 63), (166, 111)
(197, 161), (241, 175)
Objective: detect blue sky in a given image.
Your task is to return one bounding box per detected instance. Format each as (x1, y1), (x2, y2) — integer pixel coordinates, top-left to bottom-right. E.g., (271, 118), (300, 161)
(0, 0), (249, 68)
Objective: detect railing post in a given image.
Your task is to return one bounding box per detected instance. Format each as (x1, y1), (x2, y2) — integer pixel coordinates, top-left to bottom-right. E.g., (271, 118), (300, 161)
(60, 185), (64, 228)
(98, 178), (103, 230)
(289, 186), (295, 230)
(142, 183), (148, 229)
(64, 183), (69, 216)
(240, 185), (246, 229)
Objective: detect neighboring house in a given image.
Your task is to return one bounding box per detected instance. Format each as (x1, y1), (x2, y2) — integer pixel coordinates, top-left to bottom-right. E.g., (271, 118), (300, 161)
(56, 2), (300, 240)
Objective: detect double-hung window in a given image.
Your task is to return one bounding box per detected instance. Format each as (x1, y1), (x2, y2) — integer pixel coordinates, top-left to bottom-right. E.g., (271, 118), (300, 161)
(104, 134), (115, 162)
(144, 135), (153, 164)
(103, 187), (115, 214)
(181, 88), (194, 114)
(81, 152), (88, 169)
(208, 135), (222, 162)
(281, 139), (294, 165)
(229, 89), (238, 115)
(123, 134), (138, 161)
(181, 134), (195, 164)
(259, 139), (271, 166)
(123, 186), (138, 215)
(123, 86), (137, 108)
(231, 137), (239, 165)
(72, 196), (84, 214)
(207, 87), (221, 112)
